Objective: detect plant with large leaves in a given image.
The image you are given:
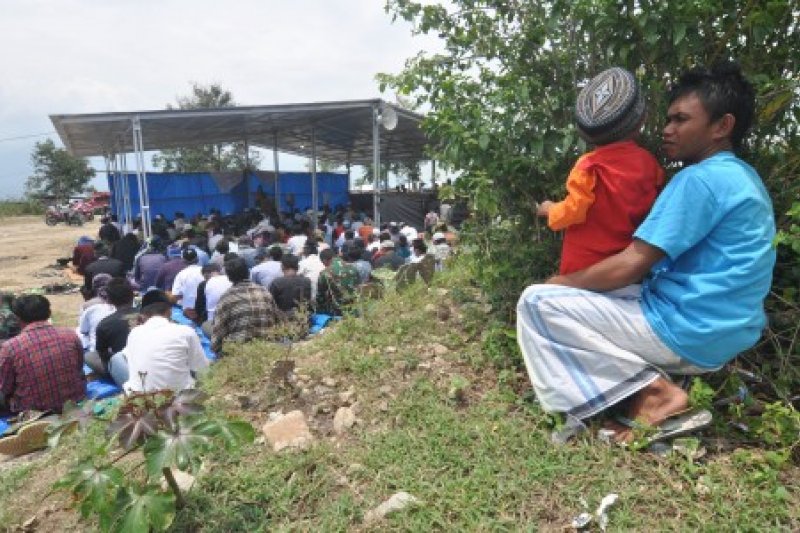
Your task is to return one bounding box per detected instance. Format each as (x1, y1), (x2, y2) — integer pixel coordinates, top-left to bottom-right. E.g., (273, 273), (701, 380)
(50, 390), (255, 532)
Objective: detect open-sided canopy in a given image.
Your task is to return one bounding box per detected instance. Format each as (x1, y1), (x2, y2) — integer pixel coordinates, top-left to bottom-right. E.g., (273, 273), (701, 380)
(50, 99), (427, 164)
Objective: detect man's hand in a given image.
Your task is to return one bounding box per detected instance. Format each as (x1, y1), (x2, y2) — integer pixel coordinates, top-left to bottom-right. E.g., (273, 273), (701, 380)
(536, 200), (554, 217)
(546, 239), (666, 291)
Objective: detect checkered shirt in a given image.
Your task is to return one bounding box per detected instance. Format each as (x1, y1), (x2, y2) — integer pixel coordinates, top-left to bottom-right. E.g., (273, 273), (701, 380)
(211, 281), (280, 353)
(0, 322), (85, 413)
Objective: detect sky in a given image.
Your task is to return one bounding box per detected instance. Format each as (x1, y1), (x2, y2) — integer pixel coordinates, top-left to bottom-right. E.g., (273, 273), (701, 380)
(0, 0), (440, 199)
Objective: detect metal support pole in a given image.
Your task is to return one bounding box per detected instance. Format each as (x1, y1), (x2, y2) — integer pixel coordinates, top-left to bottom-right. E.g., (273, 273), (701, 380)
(119, 152), (132, 233)
(105, 155), (119, 222)
(272, 133), (280, 215)
(132, 116), (152, 239)
(372, 105), (381, 227)
(431, 160), (436, 188)
(244, 139), (251, 209)
(310, 127), (318, 229)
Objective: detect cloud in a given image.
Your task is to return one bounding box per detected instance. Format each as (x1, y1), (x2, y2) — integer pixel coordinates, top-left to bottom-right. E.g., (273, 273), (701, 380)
(0, 0), (439, 197)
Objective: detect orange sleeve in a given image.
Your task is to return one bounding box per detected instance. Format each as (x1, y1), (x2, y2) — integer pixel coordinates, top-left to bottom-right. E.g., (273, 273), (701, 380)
(547, 163), (596, 231)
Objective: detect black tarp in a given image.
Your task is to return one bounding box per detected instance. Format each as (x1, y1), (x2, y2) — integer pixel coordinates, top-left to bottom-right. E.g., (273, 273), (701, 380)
(349, 192), (439, 231)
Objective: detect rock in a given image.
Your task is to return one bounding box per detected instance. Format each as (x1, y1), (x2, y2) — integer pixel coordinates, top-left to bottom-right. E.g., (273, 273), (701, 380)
(347, 462), (365, 475)
(385, 346), (398, 354)
(312, 403), (332, 415)
(237, 395), (259, 409)
(333, 406), (356, 434)
(424, 303), (437, 313)
(430, 343), (449, 356)
(364, 492), (421, 523)
(161, 468), (196, 493)
(314, 385), (332, 396)
(378, 385), (392, 397)
(368, 347), (379, 355)
(261, 410), (313, 451)
(338, 388), (356, 404)
(434, 288), (449, 297)
(321, 377), (337, 388)
(436, 305), (451, 321)
(378, 400), (390, 412)
(21, 516), (38, 532)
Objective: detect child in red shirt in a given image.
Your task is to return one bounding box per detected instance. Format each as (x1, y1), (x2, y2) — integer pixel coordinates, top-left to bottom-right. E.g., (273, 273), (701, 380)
(537, 67), (665, 275)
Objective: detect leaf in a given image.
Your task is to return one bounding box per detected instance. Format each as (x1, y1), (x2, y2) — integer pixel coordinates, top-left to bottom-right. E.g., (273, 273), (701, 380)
(115, 486), (176, 533)
(143, 428), (211, 478)
(478, 133), (490, 150)
(158, 389), (207, 430)
(54, 462), (125, 519)
(193, 418), (256, 450)
(673, 23), (687, 45)
(108, 411), (160, 451)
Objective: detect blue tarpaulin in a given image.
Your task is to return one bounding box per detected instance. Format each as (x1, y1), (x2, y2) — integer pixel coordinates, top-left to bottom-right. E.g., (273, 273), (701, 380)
(110, 171), (349, 219)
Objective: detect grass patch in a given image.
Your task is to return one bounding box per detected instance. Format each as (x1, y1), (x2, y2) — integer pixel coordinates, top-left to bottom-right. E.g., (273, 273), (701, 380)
(0, 200), (44, 217)
(1, 262), (798, 530)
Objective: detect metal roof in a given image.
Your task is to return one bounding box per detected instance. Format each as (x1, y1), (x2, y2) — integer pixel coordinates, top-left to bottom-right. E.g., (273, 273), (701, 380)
(50, 99), (428, 165)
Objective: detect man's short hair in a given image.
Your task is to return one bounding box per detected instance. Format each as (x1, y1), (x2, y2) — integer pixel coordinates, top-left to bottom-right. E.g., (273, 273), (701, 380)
(215, 239), (230, 254)
(141, 289), (170, 309)
(201, 263), (221, 275)
(669, 61), (755, 150)
(303, 241), (318, 255)
(281, 254), (300, 271)
(412, 239), (427, 254)
(12, 294), (50, 323)
(225, 256), (249, 283)
(320, 248), (335, 263)
(346, 247), (362, 262)
(268, 246), (283, 261)
(105, 277), (134, 306)
(344, 230), (355, 240)
(94, 242), (109, 256)
(182, 247), (198, 263)
(141, 301), (172, 317)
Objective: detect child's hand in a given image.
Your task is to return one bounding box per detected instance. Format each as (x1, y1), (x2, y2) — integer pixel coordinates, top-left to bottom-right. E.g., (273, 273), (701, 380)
(536, 200), (554, 217)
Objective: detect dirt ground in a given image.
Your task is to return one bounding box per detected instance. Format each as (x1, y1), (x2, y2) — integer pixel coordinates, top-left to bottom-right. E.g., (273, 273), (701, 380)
(0, 215), (100, 326)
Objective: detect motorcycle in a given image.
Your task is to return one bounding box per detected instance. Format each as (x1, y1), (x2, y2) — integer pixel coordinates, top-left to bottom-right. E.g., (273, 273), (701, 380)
(45, 205), (84, 226)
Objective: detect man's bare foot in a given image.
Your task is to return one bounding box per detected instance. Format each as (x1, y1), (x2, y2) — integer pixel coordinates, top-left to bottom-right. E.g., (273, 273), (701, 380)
(604, 378), (689, 443)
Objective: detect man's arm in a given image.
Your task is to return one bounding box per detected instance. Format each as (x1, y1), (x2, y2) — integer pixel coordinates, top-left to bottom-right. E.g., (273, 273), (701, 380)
(547, 239), (666, 292)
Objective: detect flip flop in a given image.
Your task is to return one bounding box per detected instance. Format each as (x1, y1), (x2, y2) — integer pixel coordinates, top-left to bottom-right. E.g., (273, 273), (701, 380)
(607, 409), (713, 445)
(0, 420), (51, 457)
(649, 409), (712, 443)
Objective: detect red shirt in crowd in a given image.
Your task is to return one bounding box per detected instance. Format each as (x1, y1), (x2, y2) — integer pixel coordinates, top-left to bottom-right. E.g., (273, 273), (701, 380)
(547, 140), (665, 275)
(0, 322), (85, 414)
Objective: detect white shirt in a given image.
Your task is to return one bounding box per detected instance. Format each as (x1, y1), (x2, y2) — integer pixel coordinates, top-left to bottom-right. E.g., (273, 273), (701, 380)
(298, 254), (325, 300)
(124, 316), (209, 393)
(286, 235), (308, 256)
(250, 260), (282, 289)
(171, 264), (204, 309)
(77, 303), (115, 351)
(400, 226), (419, 240)
(204, 275), (233, 321)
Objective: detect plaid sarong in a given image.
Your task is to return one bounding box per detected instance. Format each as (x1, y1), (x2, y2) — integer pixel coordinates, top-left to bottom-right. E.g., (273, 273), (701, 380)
(516, 284), (705, 420)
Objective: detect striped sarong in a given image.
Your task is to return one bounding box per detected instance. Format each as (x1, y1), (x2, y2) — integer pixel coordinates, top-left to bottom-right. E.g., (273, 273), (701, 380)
(516, 284), (705, 420)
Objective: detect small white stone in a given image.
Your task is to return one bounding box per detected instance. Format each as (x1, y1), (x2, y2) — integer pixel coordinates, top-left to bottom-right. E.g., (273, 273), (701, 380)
(333, 406), (356, 434)
(364, 492), (421, 523)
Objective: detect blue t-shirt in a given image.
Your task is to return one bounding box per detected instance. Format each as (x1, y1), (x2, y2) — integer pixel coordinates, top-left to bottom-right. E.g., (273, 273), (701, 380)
(635, 151), (775, 368)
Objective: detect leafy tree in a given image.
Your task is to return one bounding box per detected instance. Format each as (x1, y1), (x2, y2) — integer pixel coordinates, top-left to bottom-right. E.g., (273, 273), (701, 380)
(152, 83), (261, 172)
(381, 0), (798, 316)
(381, 1), (800, 402)
(26, 139), (95, 201)
(306, 159), (345, 173)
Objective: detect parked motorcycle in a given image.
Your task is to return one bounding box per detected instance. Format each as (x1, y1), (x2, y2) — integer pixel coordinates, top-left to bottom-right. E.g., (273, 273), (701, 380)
(45, 205), (84, 226)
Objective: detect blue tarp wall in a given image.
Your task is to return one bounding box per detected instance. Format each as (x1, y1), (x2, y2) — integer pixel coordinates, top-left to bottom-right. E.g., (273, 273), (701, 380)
(109, 171), (349, 218)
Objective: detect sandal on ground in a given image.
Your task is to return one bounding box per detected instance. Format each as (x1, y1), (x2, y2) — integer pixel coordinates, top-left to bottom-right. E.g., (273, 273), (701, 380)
(0, 420), (51, 457)
(602, 409), (713, 445)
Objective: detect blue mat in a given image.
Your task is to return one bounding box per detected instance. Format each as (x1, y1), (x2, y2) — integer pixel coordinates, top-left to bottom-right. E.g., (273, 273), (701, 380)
(171, 306), (217, 361)
(309, 313), (341, 335)
(0, 416), (10, 437)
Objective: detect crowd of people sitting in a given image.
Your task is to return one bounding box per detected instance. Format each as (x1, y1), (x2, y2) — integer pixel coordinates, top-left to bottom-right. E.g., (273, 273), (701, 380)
(0, 205), (454, 426)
